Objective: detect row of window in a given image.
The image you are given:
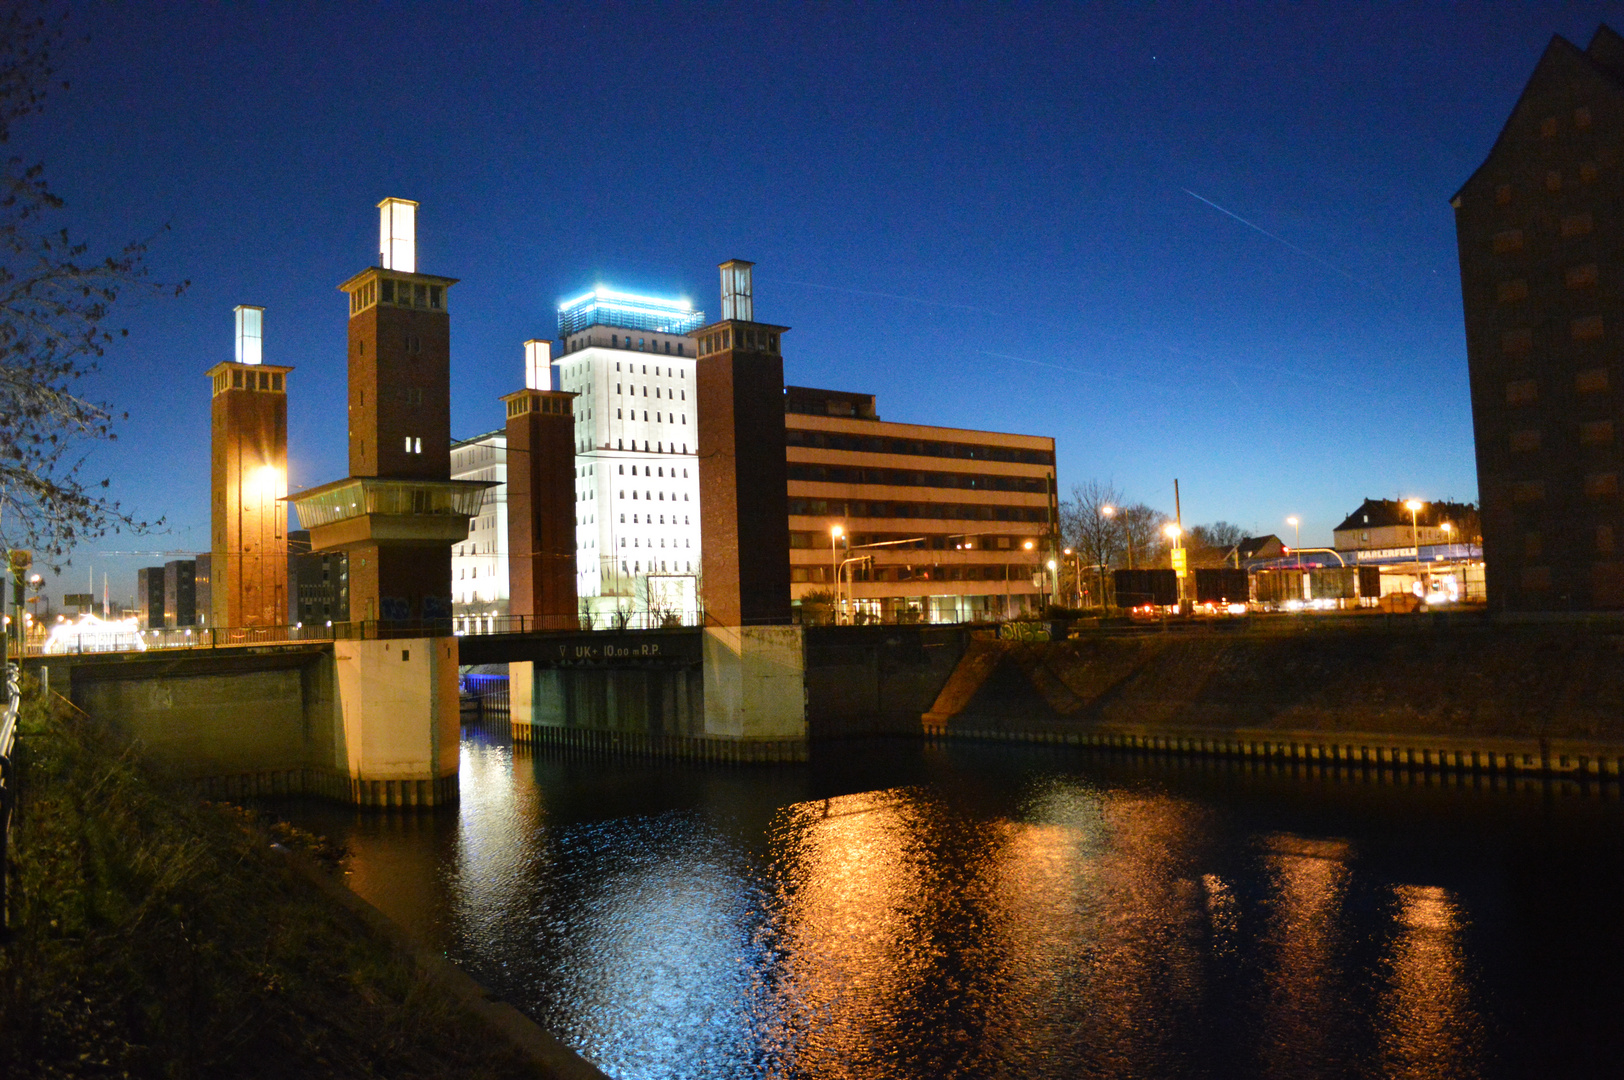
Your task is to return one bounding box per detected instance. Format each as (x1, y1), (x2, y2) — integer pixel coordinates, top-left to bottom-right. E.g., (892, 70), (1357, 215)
(607, 439), (688, 453)
(1494, 165), (1600, 208)
(787, 498), (1049, 523)
(619, 536), (691, 548)
(1509, 422), (1615, 451)
(1500, 316), (1606, 354)
(348, 277), (445, 315)
(614, 560), (692, 575)
(619, 490), (690, 502)
(1505, 369), (1609, 404)
(698, 326), (779, 355)
(1497, 263), (1599, 303)
(791, 532), (1034, 551)
(1508, 474), (1620, 501)
(1492, 213), (1594, 253)
(618, 464), (687, 477)
(618, 383), (685, 399)
(786, 428), (1054, 466)
(212, 368), (285, 395)
(1523, 525), (1616, 561)
(617, 409), (686, 424)
(566, 335), (687, 355)
(791, 563), (1039, 584)
(620, 513), (690, 525)
(787, 463), (1049, 493)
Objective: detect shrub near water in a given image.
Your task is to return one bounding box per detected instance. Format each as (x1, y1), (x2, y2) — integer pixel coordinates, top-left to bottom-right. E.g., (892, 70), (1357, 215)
(0, 690), (537, 1079)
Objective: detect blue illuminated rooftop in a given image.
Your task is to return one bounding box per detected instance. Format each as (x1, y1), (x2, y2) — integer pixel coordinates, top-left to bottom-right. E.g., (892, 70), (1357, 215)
(557, 287), (704, 337)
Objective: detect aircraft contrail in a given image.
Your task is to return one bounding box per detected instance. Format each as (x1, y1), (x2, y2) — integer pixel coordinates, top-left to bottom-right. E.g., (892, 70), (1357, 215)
(774, 278), (992, 314)
(1181, 188), (1378, 292)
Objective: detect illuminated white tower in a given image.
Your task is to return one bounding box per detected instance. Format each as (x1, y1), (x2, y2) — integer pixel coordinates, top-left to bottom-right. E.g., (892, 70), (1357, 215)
(553, 288), (705, 619)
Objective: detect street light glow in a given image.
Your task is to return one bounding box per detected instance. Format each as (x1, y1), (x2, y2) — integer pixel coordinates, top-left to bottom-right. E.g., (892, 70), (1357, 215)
(830, 525), (844, 538)
(1163, 524), (1182, 540)
(1405, 499), (1423, 512)
(1023, 540), (1035, 550)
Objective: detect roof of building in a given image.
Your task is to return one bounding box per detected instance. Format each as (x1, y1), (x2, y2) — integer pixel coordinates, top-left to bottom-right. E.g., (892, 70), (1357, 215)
(1454, 24), (1624, 201)
(451, 430), (506, 449)
(785, 386), (878, 420)
(1233, 534), (1284, 560)
(556, 287), (704, 337)
(1333, 498), (1476, 533)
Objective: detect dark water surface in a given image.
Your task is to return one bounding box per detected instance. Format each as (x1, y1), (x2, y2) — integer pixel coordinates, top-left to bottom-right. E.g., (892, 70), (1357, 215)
(286, 730), (1624, 1079)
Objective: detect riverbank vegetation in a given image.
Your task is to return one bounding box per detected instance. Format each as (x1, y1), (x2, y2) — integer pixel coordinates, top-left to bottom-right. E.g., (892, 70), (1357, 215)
(0, 688), (540, 1078)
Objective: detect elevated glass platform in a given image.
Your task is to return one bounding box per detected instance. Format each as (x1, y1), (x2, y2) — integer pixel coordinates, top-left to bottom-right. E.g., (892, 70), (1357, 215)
(557, 287), (704, 337)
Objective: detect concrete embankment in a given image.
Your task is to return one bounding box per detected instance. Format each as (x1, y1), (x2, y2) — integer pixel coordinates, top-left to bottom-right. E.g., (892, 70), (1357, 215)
(923, 618), (1624, 778)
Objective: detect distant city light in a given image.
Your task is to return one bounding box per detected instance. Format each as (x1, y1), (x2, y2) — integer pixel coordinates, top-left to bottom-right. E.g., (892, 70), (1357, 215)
(44, 614), (146, 654)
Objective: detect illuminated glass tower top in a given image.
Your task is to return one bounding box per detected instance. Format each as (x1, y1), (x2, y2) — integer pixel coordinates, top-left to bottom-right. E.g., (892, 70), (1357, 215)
(556, 287), (704, 337)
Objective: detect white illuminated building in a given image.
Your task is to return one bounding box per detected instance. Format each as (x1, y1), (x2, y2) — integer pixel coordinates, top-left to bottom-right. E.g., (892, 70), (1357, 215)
(451, 430), (508, 623)
(553, 287), (704, 620)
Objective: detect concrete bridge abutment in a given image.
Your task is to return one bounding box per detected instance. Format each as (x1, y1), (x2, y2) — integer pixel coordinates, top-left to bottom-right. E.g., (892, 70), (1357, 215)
(507, 626), (810, 762)
(52, 636), (461, 808)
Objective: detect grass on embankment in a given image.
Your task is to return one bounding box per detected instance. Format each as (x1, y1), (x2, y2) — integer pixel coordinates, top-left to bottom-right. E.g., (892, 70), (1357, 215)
(0, 687), (543, 1079)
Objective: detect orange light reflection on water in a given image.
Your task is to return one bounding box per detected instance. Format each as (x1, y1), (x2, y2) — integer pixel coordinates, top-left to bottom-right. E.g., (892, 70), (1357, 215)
(1378, 884), (1482, 1079)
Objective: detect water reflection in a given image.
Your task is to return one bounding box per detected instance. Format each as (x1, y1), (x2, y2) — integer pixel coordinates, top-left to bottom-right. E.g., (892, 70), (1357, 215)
(287, 737), (1624, 1079)
(1257, 836), (1355, 1078)
(1378, 885), (1481, 1079)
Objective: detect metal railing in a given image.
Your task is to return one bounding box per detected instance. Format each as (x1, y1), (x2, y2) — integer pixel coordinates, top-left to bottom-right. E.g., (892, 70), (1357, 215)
(452, 610), (704, 636)
(20, 608), (711, 656)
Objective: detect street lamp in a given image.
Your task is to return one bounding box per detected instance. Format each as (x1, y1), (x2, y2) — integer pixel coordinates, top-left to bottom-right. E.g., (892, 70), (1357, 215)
(829, 524), (845, 624)
(1286, 516), (1300, 569)
(1441, 521), (1457, 601)
(1405, 499), (1424, 594)
(1102, 504), (1131, 570)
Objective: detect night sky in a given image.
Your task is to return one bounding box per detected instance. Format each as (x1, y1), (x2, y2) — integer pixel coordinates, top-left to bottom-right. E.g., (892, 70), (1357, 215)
(23, 2), (1624, 602)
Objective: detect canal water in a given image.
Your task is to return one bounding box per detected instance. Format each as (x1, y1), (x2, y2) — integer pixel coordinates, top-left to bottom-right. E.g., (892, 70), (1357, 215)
(287, 728), (1624, 1079)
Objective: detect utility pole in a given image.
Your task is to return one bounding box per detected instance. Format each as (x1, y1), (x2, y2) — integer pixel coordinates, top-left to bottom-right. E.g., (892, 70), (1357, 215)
(1173, 479), (1186, 609)
(1046, 471), (1058, 609)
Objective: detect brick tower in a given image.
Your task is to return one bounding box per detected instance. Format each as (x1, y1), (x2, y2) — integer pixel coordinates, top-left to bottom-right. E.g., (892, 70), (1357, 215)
(1455, 25), (1624, 610)
(693, 260), (792, 625)
(206, 305), (291, 627)
(290, 199), (488, 626)
(502, 339), (579, 628)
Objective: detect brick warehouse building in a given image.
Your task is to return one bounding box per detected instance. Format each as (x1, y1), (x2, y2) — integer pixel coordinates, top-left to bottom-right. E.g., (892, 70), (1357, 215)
(1456, 24), (1624, 609)
(785, 386), (1057, 623)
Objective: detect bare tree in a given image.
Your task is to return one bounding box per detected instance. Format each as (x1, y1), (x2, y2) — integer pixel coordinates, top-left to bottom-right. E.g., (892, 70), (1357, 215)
(1060, 479), (1124, 607)
(1120, 503), (1171, 569)
(1187, 521), (1245, 567)
(0, 6), (181, 571)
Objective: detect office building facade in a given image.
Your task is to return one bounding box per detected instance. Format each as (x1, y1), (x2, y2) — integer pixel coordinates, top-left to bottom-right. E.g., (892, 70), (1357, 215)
(136, 567), (164, 630)
(553, 287), (705, 619)
(287, 530), (349, 625)
(163, 559), (199, 628)
(785, 386), (1058, 622)
(451, 430), (508, 620)
(1456, 24), (1624, 609)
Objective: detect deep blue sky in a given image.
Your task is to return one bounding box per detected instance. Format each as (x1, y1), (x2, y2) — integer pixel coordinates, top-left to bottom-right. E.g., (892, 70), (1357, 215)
(24, 2), (1624, 601)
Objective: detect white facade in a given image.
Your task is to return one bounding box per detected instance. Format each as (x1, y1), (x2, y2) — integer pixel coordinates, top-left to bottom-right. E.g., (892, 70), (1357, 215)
(553, 336), (702, 616)
(451, 431), (508, 620)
